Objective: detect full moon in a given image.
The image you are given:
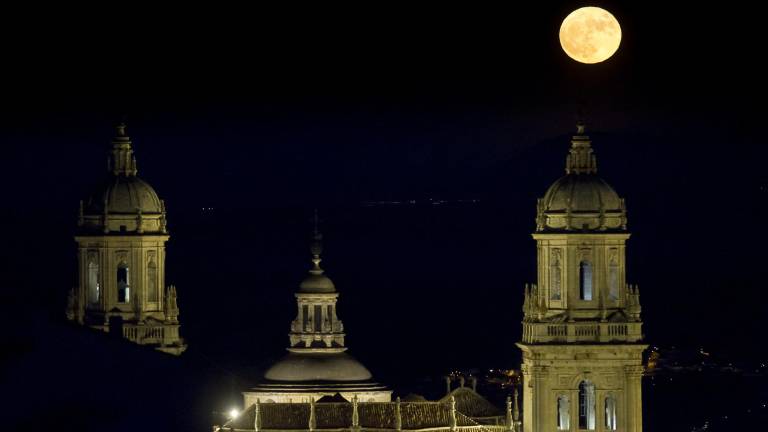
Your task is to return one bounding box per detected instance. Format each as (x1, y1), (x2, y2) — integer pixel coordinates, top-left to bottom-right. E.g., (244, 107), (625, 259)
(559, 7), (621, 64)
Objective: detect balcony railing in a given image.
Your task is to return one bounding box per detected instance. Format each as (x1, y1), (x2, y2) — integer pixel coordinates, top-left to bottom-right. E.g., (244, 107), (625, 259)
(522, 321), (642, 344)
(122, 323), (180, 346)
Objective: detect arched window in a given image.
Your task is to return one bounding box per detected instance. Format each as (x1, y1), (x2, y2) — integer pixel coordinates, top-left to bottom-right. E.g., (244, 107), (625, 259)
(550, 249), (562, 300)
(578, 380), (596, 430)
(605, 395), (617, 430)
(608, 258), (619, 301)
(87, 260), (100, 304)
(147, 259), (158, 303)
(557, 395), (570, 430)
(579, 261), (593, 301)
(117, 262), (130, 303)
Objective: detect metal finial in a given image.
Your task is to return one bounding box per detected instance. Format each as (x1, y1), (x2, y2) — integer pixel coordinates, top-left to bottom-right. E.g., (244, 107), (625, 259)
(310, 210), (323, 268)
(576, 121), (586, 135)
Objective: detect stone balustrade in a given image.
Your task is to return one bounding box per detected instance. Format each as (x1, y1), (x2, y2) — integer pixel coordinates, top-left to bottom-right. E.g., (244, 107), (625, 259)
(521, 321), (642, 344)
(122, 323), (181, 346)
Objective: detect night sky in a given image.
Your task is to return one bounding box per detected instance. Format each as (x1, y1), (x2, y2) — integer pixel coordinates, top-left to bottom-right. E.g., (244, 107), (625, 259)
(2, 2), (768, 431)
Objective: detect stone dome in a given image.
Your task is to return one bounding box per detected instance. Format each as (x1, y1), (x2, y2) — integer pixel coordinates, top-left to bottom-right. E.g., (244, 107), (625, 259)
(299, 272), (336, 293)
(77, 124), (168, 234)
(264, 351), (373, 382)
(84, 175), (163, 215)
(536, 124), (627, 232)
(541, 174), (621, 214)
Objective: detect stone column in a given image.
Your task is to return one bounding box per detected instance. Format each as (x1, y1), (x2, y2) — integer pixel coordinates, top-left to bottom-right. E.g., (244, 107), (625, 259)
(103, 246), (112, 320)
(624, 365), (644, 432)
(77, 246), (86, 319)
(521, 364), (535, 432)
(134, 244), (143, 320)
(159, 246), (166, 308)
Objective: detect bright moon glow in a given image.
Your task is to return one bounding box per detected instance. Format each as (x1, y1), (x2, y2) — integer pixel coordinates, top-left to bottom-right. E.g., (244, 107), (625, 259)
(229, 409), (240, 419)
(559, 7), (621, 64)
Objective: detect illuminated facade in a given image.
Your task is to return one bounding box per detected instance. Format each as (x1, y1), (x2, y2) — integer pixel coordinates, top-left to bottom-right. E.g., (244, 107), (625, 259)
(516, 124), (646, 432)
(66, 124), (186, 355)
(242, 226), (391, 404)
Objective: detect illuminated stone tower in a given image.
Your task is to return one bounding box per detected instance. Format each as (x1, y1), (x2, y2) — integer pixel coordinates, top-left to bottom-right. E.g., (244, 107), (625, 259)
(243, 221), (390, 404)
(517, 124), (646, 432)
(67, 124), (186, 355)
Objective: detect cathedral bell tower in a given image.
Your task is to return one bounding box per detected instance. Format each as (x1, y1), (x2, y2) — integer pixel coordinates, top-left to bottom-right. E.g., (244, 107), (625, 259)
(67, 124), (186, 355)
(517, 124), (646, 432)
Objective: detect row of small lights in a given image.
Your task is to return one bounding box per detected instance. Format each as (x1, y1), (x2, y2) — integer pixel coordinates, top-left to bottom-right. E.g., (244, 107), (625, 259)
(691, 400), (768, 431)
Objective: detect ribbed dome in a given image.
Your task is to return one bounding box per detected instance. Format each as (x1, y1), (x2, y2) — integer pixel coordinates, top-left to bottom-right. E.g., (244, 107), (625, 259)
(84, 175), (162, 214)
(264, 352), (373, 382)
(541, 174), (621, 214)
(535, 123), (627, 232)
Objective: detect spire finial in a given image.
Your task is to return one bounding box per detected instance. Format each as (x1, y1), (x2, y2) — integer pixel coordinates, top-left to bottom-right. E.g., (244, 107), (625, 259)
(310, 210), (323, 273)
(116, 122), (127, 137)
(576, 121), (586, 135)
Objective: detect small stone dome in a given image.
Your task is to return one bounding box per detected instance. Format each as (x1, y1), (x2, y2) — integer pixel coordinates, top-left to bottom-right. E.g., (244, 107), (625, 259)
(541, 174), (621, 214)
(264, 352), (373, 382)
(299, 272), (336, 293)
(84, 175), (163, 215)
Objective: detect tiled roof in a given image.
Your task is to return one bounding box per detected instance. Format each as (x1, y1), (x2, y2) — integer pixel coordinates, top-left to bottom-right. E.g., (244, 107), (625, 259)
(438, 388), (503, 418)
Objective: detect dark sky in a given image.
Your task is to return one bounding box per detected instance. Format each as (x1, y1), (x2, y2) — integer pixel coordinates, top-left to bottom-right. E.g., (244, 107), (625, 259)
(2, 2), (768, 431)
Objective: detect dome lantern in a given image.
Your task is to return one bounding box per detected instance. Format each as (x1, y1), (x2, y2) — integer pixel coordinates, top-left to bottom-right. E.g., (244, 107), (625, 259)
(565, 122), (598, 175)
(109, 123), (138, 177)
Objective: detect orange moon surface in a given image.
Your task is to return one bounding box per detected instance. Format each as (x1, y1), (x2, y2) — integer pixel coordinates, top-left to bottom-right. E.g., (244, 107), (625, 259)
(559, 7), (621, 64)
